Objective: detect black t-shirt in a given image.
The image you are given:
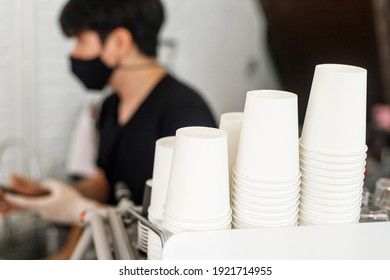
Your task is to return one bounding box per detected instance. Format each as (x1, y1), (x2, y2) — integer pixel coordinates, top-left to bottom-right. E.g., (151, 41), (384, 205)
(97, 74), (216, 205)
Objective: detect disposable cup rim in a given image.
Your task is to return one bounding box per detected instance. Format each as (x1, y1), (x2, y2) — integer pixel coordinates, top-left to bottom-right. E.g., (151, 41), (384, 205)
(232, 213), (298, 225)
(232, 191), (300, 204)
(232, 176), (301, 189)
(299, 210), (361, 222)
(299, 193), (362, 205)
(232, 194), (300, 208)
(176, 126), (227, 140)
(299, 203), (362, 215)
(247, 89), (298, 100)
(301, 173), (364, 184)
(300, 186), (363, 198)
(220, 112), (244, 123)
(300, 160), (366, 172)
(163, 216), (232, 229)
(299, 142), (368, 156)
(300, 148), (367, 161)
(300, 151), (367, 166)
(233, 166), (301, 183)
(233, 184), (300, 197)
(315, 63), (367, 74)
(163, 206), (232, 223)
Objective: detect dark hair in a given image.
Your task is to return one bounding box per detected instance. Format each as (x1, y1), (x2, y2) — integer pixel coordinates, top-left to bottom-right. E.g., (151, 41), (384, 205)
(59, 0), (164, 57)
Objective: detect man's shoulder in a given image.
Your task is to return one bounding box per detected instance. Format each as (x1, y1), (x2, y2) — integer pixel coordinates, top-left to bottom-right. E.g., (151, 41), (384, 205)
(160, 75), (207, 106)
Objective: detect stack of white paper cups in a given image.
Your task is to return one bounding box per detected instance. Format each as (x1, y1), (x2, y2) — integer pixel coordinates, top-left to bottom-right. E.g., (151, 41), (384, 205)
(299, 64), (367, 225)
(147, 137), (175, 260)
(219, 112), (244, 190)
(162, 127), (232, 235)
(232, 90), (301, 228)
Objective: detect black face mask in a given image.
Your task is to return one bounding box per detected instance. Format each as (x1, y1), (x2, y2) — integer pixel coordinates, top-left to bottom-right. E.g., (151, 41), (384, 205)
(70, 56), (116, 90)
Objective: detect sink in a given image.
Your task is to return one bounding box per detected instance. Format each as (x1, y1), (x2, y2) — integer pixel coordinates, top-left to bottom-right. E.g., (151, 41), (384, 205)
(0, 212), (69, 260)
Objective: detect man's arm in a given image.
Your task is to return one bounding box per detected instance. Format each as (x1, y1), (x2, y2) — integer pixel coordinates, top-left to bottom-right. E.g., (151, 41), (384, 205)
(73, 168), (109, 203)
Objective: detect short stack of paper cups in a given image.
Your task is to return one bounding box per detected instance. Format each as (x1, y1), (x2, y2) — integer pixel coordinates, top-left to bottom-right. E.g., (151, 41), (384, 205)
(147, 137), (175, 260)
(219, 112), (244, 191)
(162, 127), (232, 236)
(299, 64), (367, 225)
(232, 90), (301, 229)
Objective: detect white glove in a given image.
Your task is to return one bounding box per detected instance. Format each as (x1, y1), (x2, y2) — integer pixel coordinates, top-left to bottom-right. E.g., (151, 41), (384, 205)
(4, 179), (98, 225)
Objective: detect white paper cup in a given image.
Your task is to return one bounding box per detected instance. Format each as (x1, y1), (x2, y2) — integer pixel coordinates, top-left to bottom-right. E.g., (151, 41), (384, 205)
(235, 90), (299, 180)
(148, 136), (175, 220)
(164, 127), (231, 221)
(300, 64), (367, 153)
(219, 112), (244, 180)
(301, 172), (364, 184)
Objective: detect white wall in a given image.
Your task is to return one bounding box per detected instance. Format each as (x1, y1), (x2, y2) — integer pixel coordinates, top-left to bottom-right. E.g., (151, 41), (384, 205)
(0, 0), (89, 182)
(159, 0), (280, 122)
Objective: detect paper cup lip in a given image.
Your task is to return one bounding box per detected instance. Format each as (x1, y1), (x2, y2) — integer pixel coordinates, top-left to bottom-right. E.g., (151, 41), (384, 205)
(299, 142), (368, 156)
(156, 136), (175, 149)
(316, 63), (367, 74)
(232, 204), (299, 216)
(233, 184), (300, 196)
(233, 186), (300, 196)
(301, 188), (363, 201)
(300, 166), (365, 178)
(300, 158), (366, 172)
(300, 146), (368, 158)
(232, 192), (300, 205)
(233, 215), (298, 226)
(176, 126), (226, 139)
(232, 217), (298, 226)
(163, 219), (231, 233)
(220, 112), (244, 122)
(301, 173), (365, 184)
(247, 89), (297, 100)
(233, 166), (301, 183)
(300, 192), (362, 205)
(163, 216), (232, 229)
(163, 206), (232, 223)
(299, 208), (361, 220)
(233, 205), (299, 217)
(232, 181), (301, 193)
(300, 180), (364, 191)
(299, 203), (361, 214)
(232, 198), (299, 211)
(300, 155), (367, 168)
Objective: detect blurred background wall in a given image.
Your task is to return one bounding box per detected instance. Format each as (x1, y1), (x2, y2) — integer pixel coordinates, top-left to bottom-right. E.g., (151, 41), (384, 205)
(0, 0), (278, 180)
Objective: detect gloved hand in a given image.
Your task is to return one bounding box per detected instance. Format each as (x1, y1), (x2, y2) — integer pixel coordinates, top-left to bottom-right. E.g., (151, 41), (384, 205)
(4, 179), (98, 225)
